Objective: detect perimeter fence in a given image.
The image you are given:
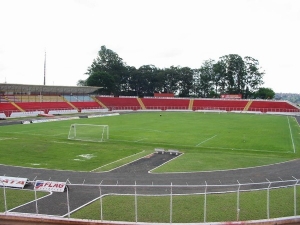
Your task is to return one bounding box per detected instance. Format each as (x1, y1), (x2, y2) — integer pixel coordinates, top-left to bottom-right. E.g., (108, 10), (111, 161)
(1, 179), (300, 223)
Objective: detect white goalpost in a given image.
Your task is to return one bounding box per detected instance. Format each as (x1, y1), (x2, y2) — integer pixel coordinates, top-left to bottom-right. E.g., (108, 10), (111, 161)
(68, 124), (109, 142)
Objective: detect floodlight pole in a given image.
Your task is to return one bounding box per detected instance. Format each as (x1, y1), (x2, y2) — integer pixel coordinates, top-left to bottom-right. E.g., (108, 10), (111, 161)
(43, 51), (46, 85)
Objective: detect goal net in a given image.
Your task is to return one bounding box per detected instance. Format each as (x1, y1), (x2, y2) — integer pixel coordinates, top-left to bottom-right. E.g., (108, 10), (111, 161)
(68, 124), (109, 142)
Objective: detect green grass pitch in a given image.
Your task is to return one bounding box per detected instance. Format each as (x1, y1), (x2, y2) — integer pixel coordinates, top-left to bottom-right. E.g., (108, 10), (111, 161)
(0, 112), (299, 172)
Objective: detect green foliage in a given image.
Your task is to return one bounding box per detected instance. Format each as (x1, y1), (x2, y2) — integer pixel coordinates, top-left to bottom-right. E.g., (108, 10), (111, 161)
(254, 87), (276, 99)
(81, 46), (265, 98)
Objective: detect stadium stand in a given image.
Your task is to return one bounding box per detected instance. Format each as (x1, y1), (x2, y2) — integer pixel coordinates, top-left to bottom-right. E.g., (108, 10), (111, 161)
(70, 102), (104, 112)
(193, 99), (248, 111)
(141, 97), (190, 110)
(1, 83), (300, 118)
(96, 96), (142, 110)
(14, 102), (74, 114)
(248, 100), (299, 113)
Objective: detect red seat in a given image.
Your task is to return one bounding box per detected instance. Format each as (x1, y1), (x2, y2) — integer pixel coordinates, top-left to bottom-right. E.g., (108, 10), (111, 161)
(97, 96), (141, 110)
(141, 98), (189, 110)
(193, 99), (248, 111)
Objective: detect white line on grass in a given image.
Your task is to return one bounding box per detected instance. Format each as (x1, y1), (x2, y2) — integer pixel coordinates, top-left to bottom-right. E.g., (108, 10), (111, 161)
(90, 150), (146, 172)
(196, 135), (217, 147)
(0, 137), (18, 141)
(287, 116), (296, 153)
(52, 141), (88, 146)
(109, 138), (288, 154)
(134, 138), (148, 142)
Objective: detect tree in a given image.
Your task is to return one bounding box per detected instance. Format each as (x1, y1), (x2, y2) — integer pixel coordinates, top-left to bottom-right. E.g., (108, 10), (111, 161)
(218, 54), (245, 94)
(81, 46), (266, 98)
(254, 87), (275, 99)
(85, 45), (126, 95)
(77, 79), (87, 86)
(85, 71), (115, 95)
(178, 67), (194, 97)
(198, 59), (215, 97)
(243, 56), (265, 98)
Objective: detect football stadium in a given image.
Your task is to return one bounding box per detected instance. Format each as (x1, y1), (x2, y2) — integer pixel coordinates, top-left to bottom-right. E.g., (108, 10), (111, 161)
(1, 83), (300, 225)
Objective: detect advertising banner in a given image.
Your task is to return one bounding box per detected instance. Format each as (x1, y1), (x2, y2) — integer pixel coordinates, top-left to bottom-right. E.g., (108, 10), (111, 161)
(34, 180), (66, 192)
(0, 176), (28, 188)
(221, 94), (242, 99)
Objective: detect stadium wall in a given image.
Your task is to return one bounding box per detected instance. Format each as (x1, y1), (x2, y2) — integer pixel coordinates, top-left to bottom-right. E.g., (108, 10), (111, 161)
(1, 214), (300, 225)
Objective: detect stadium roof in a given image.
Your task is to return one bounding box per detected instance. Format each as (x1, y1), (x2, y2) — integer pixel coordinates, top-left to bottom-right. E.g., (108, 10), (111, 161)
(0, 83), (101, 94)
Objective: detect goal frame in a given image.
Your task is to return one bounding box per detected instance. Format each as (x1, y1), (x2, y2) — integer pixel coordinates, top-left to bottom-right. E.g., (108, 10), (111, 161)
(68, 124), (109, 142)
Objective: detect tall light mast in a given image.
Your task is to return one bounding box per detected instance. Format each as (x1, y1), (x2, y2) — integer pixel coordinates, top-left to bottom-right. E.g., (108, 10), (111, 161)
(43, 51), (46, 85)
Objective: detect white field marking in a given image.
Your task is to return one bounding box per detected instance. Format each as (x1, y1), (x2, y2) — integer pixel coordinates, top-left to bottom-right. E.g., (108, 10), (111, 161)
(116, 128), (164, 133)
(196, 135), (217, 147)
(90, 150), (146, 172)
(149, 153), (184, 173)
(134, 138), (148, 142)
(52, 141), (88, 146)
(0, 137), (18, 141)
(287, 116), (296, 153)
(3, 131), (65, 137)
(109, 138), (288, 154)
(78, 154), (95, 160)
(7, 191), (52, 212)
(2, 130), (28, 134)
(4, 132), (46, 137)
(51, 133), (66, 136)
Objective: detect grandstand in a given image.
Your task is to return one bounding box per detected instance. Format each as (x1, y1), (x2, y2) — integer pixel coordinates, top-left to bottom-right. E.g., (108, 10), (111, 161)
(1, 83), (300, 118)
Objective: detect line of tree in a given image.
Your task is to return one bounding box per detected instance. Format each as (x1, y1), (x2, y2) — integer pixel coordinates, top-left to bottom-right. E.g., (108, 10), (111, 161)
(78, 45), (274, 99)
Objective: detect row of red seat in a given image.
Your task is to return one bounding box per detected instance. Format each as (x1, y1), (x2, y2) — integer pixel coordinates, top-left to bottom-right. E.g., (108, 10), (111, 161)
(0, 96), (299, 117)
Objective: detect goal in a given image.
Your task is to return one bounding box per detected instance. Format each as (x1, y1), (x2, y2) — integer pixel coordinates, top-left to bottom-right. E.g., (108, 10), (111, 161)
(68, 124), (109, 142)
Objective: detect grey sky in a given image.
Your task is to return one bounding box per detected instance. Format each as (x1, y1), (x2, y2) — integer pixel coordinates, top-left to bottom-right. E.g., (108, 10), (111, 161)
(0, 0), (299, 93)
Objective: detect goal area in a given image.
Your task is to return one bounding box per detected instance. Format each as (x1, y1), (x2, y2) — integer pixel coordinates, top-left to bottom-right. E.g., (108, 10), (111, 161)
(68, 124), (109, 142)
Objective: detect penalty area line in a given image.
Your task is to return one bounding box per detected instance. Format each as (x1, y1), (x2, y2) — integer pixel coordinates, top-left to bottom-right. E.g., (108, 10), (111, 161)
(196, 135), (217, 147)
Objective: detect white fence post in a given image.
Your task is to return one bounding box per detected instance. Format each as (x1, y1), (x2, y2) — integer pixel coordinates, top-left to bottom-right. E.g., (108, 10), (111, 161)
(0, 181), (7, 213)
(65, 185), (70, 219)
(292, 177), (299, 216)
(204, 181), (207, 223)
(34, 181), (39, 215)
(99, 181), (103, 221)
(170, 183), (173, 224)
(237, 180), (241, 221)
(135, 181), (138, 223)
(266, 179), (271, 219)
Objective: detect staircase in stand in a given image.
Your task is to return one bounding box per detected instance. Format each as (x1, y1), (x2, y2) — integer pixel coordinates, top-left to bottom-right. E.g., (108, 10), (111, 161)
(137, 98), (146, 110)
(243, 100), (253, 111)
(4, 96), (25, 112)
(188, 99), (194, 110)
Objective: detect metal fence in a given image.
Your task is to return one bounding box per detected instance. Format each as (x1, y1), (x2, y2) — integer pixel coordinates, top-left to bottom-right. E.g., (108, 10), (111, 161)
(1, 179), (300, 223)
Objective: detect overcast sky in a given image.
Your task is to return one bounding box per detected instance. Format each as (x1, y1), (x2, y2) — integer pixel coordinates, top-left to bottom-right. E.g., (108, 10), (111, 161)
(0, 0), (299, 93)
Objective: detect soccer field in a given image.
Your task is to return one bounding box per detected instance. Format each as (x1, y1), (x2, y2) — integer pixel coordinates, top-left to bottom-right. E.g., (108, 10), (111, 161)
(0, 112), (299, 172)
